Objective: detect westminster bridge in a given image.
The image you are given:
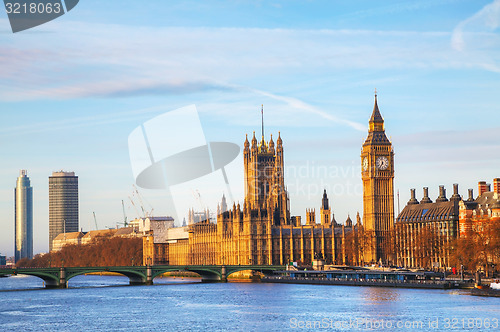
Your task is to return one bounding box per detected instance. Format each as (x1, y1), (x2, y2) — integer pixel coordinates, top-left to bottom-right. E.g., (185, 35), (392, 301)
(0, 265), (284, 288)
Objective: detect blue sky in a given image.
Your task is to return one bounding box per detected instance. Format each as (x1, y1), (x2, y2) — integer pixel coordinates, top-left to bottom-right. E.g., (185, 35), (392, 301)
(1, 0), (500, 256)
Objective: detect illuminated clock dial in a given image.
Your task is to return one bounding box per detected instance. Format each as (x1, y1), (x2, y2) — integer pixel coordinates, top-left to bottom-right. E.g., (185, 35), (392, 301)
(376, 156), (389, 170)
(362, 157), (368, 171)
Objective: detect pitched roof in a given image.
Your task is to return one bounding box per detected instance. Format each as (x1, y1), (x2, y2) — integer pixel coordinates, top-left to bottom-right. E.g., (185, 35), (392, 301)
(370, 96), (384, 123)
(465, 192), (500, 212)
(396, 201), (459, 223)
(148, 216), (174, 221)
(53, 232), (84, 241)
(115, 226), (138, 236)
(364, 96), (390, 146)
(82, 229), (117, 239)
(363, 131), (391, 146)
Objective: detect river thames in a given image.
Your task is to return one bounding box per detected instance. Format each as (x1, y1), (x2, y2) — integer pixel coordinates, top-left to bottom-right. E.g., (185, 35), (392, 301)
(0, 275), (498, 331)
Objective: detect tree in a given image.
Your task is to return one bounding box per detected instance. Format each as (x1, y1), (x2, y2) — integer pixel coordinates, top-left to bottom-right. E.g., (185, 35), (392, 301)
(16, 236), (143, 268)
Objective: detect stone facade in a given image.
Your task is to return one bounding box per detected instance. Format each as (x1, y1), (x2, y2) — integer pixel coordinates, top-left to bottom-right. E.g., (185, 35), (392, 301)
(395, 185), (461, 269)
(396, 179), (500, 270)
(52, 231), (85, 252)
(143, 101), (392, 267)
(361, 94), (395, 264)
(459, 179), (500, 237)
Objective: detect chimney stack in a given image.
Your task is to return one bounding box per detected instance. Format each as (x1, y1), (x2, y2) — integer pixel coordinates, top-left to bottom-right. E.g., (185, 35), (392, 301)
(450, 183), (461, 202)
(478, 181), (488, 196)
(468, 188), (474, 201)
(436, 185), (448, 202)
(494, 178), (500, 195)
(420, 187), (432, 204)
(408, 188), (419, 205)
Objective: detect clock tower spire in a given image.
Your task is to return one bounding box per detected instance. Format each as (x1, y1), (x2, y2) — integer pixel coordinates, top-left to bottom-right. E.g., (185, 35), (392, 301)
(361, 92), (395, 265)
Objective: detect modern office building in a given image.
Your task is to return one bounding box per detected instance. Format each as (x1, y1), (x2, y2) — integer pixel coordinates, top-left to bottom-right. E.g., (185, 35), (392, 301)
(49, 171), (79, 251)
(14, 170), (33, 263)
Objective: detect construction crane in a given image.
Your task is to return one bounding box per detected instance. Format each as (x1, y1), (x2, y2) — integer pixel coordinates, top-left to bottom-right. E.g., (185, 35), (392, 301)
(128, 195), (141, 218)
(132, 185), (147, 217)
(133, 184), (154, 217)
(191, 189), (213, 222)
(192, 189), (206, 211)
(93, 212), (98, 230)
(121, 200), (128, 227)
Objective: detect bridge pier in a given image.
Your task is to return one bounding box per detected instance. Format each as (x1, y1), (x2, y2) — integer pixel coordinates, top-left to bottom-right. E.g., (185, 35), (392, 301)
(200, 266), (227, 283)
(44, 267), (67, 288)
(146, 265), (153, 285)
(221, 266), (227, 282)
(126, 266), (151, 286)
(59, 267), (67, 288)
(128, 277), (147, 286)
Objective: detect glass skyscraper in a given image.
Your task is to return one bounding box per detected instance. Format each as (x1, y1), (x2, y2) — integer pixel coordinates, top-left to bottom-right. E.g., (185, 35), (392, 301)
(15, 170), (33, 263)
(49, 171), (79, 251)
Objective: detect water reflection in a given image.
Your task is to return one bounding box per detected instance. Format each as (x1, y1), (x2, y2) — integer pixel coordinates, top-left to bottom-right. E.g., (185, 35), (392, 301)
(362, 287), (401, 304)
(0, 277), (499, 331)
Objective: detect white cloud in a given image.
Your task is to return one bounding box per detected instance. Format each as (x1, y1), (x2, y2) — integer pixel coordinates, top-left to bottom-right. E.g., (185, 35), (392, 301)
(0, 22), (475, 133)
(0, 23), (481, 102)
(451, 0), (500, 51)
(1, 18), (499, 134)
(247, 87), (366, 131)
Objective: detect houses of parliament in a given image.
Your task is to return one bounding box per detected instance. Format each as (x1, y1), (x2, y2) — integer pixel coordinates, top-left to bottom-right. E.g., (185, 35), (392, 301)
(143, 95), (395, 266)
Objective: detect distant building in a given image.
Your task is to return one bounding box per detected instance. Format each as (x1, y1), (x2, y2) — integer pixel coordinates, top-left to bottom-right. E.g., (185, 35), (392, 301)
(395, 185), (461, 269)
(49, 171), (79, 251)
(143, 130), (358, 266)
(0, 255), (6, 266)
(459, 179), (500, 236)
(80, 229), (118, 245)
(143, 225), (188, 265)
(187, 209), (211, 225)
(52, 232), (84, 251)
(115, 226), (141, 238)
(142, 100), (398, 267)
(15, 170), (33, 262)
(52, 226), (144, 251)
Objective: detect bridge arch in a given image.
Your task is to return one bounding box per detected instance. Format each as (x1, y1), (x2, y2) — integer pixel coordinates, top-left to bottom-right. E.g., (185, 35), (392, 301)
(225, 265), (281, 279)
(10, 270), (61, 288)
(151, 266), (222, 282)
(1, 265), (284, 287)
(64, 268), (148, 286)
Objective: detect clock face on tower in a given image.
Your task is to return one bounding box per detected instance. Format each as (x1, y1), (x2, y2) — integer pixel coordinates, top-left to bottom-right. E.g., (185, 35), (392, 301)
(362, 157), (368, 171)
(376, 156), (389, 170)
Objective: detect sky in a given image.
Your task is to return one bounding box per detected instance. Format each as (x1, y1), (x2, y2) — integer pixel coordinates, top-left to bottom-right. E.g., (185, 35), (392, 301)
(1, 0), (500, 256)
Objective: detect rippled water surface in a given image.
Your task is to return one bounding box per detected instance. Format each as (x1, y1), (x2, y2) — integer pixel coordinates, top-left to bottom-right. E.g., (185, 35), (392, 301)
(0, 275), (499, 331)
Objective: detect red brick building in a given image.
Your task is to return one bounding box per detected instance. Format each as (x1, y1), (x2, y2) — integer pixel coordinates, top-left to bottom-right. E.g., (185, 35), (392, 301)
(459, 178), (500, 237)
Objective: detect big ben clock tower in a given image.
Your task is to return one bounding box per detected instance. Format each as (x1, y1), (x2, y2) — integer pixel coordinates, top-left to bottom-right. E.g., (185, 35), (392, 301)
(361, 92), (395, 264)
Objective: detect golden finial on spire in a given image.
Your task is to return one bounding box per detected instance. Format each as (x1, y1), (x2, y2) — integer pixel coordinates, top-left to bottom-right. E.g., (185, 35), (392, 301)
(374, 88), (377, 98)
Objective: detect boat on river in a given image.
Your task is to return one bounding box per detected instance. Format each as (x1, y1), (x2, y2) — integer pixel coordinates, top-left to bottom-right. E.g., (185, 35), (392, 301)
(263, 269), (468, 289)
(470, 280), (500, 297)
